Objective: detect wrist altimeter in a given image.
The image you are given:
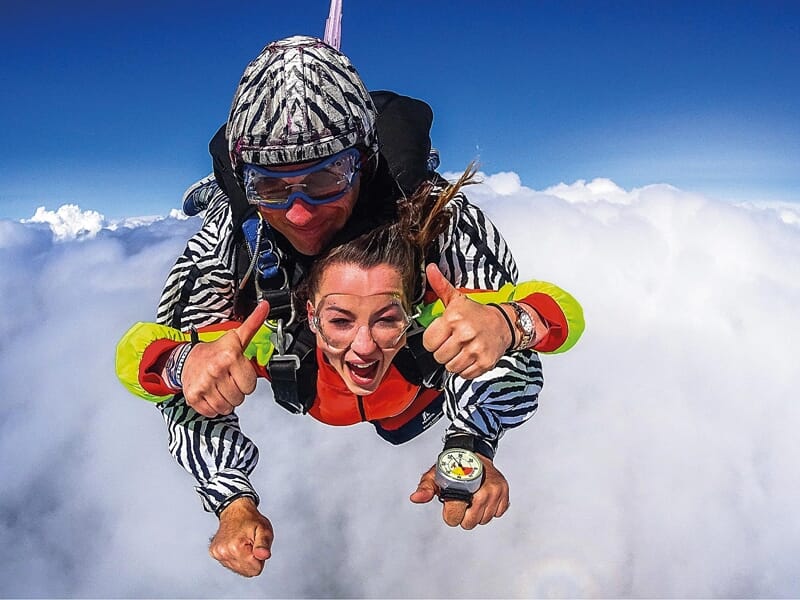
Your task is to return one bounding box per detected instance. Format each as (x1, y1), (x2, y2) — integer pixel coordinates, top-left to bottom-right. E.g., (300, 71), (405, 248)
(435, 446), (484, 503)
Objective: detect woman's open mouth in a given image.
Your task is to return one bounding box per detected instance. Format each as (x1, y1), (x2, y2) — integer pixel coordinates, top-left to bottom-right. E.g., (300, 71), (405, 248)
(346, 359), (380, 385)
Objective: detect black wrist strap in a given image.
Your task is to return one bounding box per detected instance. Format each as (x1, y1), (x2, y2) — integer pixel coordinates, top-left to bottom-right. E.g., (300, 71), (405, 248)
(438, 487), (474, 506)
(487, 303), (516, 352)
(444, 433), (495, 460)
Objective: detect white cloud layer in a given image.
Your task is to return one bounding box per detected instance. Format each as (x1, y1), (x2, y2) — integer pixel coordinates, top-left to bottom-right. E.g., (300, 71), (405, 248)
(1, 177), (799, 598)
(20, 204), (193, 242)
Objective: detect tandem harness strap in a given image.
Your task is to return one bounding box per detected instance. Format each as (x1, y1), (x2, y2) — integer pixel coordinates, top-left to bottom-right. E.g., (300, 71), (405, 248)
(394, 320), (446, 390)
(239, 214), (316, 414)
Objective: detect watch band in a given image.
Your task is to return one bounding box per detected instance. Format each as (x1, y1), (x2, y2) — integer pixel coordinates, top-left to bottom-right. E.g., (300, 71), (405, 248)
(443, 433), (495, 460)
(164, 342), (194, 390)
(438, 487), (475, 505)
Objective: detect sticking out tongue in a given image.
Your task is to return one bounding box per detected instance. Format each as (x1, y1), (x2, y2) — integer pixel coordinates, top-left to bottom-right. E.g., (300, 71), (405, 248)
(347, 360), (379, 384)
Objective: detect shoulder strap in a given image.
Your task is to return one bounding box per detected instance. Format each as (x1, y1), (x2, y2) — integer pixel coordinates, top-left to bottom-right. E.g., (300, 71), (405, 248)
(209, 124), (255, 240)
(392, 325), (446, 390)
(233, 213), (304, 322)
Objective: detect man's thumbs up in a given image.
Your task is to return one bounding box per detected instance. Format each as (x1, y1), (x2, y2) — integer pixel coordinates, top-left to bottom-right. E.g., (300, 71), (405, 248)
(234, 301), (271, 349)
(422, 263), (514, 380)
(182, 301), (270, 418)
(425, 263), (462, 307)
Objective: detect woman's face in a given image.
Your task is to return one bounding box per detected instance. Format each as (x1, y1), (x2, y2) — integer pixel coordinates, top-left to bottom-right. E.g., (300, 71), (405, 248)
(308, 263), (410, 395)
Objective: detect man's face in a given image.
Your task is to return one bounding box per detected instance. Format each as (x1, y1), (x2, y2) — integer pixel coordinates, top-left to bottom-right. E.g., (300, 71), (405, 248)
(253, 158), (361, 257)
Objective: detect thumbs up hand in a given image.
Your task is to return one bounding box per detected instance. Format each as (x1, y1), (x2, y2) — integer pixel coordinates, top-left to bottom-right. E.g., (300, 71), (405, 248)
(422, 264), (514, 380)
(181, 301), (270, 418)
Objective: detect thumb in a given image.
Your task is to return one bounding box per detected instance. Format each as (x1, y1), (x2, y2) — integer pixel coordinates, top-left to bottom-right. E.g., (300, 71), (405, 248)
(252, 521), (273, 561)
(425, 263), (459, 307)
(410, 481), (437, 504)
(252, 542), (271, 562)
(234, 301), (271, 348)
(410, 467), (438, 504)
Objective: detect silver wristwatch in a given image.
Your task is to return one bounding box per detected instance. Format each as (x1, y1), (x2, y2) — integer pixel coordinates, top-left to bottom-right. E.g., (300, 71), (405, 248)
(508, 301), (534, 350)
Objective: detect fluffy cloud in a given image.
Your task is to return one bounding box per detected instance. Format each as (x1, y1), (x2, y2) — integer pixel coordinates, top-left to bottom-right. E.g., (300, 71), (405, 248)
(1, 180), (799, 598)
(21, 204), (107, 241)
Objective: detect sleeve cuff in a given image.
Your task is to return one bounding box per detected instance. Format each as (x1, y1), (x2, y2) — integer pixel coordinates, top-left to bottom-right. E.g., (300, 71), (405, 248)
(518, 292), (568, 353)
(194, 469), (260, 515)
(140, 339), (185, 396)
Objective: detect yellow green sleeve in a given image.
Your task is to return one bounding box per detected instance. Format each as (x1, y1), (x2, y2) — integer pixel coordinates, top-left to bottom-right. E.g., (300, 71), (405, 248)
(115, 321), (276, 402)
(415, 280), (584, 354)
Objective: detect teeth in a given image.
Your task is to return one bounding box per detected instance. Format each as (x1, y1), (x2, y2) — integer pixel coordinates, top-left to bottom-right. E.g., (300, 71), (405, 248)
(348, 360), (377, 369)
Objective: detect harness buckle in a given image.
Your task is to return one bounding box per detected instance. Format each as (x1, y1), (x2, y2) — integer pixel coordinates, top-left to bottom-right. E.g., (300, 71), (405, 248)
(268, 354), (304, 414)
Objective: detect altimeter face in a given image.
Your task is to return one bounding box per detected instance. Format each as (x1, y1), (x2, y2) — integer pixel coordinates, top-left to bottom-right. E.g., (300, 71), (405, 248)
(437, 449), (483, 482)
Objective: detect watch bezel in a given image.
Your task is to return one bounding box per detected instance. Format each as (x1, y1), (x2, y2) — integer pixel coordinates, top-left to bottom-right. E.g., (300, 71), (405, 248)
(435, 448), (484, 495)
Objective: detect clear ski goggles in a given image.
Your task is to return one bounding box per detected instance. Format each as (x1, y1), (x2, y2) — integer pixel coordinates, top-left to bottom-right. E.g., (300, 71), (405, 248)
(310, 293), (418, 350)
(243, 147), (362, 210)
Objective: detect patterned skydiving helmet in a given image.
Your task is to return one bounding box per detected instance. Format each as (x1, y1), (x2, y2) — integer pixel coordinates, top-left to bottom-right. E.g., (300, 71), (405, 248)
(227, 35), (378, 169)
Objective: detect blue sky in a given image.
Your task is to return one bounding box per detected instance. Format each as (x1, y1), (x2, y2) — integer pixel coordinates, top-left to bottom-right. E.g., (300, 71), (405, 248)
(1, 0), (798, 219)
